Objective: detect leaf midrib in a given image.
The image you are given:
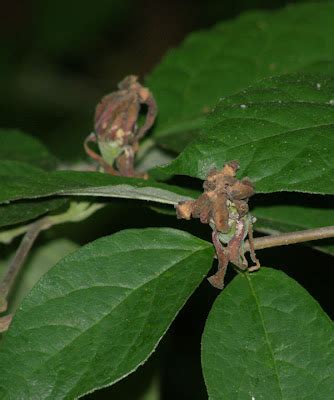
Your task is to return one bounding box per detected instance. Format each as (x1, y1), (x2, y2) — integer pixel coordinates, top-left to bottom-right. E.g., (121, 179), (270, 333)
(246, 273), (283, 399)
(11, 245), (211, 392)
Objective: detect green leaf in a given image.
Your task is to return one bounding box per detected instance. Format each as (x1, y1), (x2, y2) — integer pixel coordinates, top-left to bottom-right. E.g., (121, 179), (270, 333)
(152, 73), (334, 194)
(0, 129), (57, 170)
(147, 2), (334, 147)
(252, 203), (334, 256)
(201, 267), (334, 400)
(136, 141), (175, 172)
(0, 161), (195, 205)
(0, 201), (104, 245)
(0, 228), (213, 399)
(299, 60), (334, 75)
(0, 198), (67, 229)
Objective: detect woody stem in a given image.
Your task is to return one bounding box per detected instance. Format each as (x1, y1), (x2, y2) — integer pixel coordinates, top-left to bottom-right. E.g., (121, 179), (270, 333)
(244, 226), (334, 251)
(0, 218), (51, 302)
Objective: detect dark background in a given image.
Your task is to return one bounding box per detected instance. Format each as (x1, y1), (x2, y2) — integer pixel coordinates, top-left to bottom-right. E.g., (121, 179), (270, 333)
(0, 0), (318, 162)
(1, 1), (332, 399)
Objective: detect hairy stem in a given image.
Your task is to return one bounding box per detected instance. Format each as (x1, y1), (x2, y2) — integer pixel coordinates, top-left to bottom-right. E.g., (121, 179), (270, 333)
(245, 225), (334, 251)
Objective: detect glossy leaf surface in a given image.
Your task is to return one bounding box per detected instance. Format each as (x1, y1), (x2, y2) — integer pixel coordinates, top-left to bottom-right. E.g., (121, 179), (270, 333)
(0, 228), (214, 399)
(202, 268), (334, 400)
(147, 3), (334, 146)
(0, 198), (67, 229)
(0, 129), (56, 169)
(152, 73), (334, 195)
(0, 161), (194, 205)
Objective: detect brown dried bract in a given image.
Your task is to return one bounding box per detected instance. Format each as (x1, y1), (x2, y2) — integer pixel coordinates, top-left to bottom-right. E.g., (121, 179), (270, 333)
(84, 75), (157, 177)
(175, 161), (260, 289)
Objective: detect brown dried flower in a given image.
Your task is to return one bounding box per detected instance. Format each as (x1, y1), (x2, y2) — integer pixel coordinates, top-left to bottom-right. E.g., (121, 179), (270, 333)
(175, 161), (260, 289)
(84, 75), (157, 177)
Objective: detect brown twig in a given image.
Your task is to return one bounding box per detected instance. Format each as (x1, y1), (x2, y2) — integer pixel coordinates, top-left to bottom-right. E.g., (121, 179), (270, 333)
(245, 225), (334, 251)
(0, 218), (51, 303)
(0, 217), (52, 332)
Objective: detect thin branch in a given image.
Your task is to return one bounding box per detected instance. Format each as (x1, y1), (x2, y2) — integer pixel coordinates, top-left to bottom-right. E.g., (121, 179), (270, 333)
(0, 203), (103, 334)
(245, 225), (334, 251)
(0, 218), (51, 301)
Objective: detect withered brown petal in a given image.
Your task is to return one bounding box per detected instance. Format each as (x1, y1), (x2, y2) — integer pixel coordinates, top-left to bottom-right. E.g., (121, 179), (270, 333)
(228, 179), (254, 200)
(191, 193), (212, 219)
(233, 200), (249, 217)
(222, 160), (239, 177)
(212, 192), (229, 232)
(175, 201), (194, 220)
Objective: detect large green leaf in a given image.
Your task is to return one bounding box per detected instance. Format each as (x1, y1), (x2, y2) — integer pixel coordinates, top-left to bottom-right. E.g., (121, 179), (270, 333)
(152, 73), (334, 194)
(0, 161), (194, 205)
(201, 267), (334, 400)
(147, 3), (334, 146)
(0, 228), (214, 399)
(0, 129), (56, 170)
